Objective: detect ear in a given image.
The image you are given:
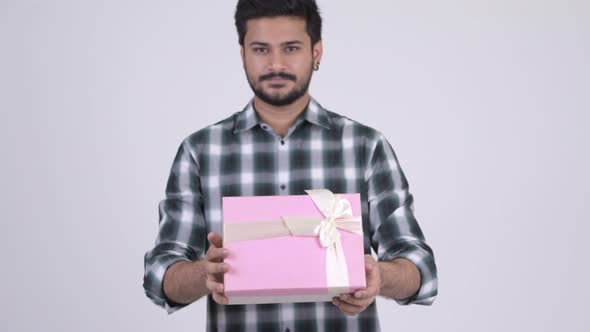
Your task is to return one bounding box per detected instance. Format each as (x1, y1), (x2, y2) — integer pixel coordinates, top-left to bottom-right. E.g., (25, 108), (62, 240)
(240, 45), (245, 61)
(312, 40), (323, 64)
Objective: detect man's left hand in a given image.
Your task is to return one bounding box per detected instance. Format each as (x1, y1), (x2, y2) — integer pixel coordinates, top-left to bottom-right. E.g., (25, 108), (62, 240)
(332, 255), (381, 316)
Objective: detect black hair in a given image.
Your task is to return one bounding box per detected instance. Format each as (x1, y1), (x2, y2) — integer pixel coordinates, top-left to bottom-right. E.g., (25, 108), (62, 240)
(234, 0), (323, 46)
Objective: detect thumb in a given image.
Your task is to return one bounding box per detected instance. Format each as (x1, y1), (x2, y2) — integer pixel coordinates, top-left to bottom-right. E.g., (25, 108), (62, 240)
(208, 232), (223, 248)
(365, 255), (376, 271)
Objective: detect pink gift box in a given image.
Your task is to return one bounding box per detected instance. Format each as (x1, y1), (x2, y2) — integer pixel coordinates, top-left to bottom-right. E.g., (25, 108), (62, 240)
(222, 192), (366, 305)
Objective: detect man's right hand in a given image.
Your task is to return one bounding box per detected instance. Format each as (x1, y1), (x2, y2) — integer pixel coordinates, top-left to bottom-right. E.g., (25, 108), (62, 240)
(205, 232), (230, 305)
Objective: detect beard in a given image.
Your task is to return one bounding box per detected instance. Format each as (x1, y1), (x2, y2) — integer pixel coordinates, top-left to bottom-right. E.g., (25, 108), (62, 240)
(246, 64), (314, 107)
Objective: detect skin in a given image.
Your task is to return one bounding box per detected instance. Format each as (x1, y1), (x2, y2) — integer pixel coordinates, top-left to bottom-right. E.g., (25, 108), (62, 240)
(162, 16), (422, 315)
(241, 16), (322, 137)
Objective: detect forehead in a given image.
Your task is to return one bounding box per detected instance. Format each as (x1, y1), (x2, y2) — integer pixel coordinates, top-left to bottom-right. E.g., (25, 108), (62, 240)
(244, 16), (309, 44)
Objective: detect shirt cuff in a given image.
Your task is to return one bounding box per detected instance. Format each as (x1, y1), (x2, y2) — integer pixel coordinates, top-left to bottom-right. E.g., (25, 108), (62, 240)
(144, 252), (192, 314)
(380, 243), (438, 306)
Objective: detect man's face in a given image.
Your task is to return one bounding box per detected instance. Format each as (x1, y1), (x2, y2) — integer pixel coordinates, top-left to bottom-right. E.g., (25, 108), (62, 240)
(241, 16), (322, 107)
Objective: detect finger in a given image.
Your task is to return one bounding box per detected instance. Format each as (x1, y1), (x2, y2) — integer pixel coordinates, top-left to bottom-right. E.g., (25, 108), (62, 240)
(212, 292), (229, 305)
(332, 298), (362, 316)
(359, 256), (380, 298)
(333, 296), (363, 309)
(207, 232), (223, 248)
(206, 278), (225, 294)
(354, 290), (366, 299)
(353, 287), (379, 299)
(206, 247), (228, 262)
(206, 262), (229, 275)
(339, 293), (371, 307)
(365, 255), (377, 273)
(210, 271), (224, 283)
(364, 269), (381, 295)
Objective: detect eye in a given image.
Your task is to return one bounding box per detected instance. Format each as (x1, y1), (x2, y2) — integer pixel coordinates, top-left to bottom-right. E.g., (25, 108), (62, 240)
(286, 46), (299, 53)
(253, 47), (268, 54)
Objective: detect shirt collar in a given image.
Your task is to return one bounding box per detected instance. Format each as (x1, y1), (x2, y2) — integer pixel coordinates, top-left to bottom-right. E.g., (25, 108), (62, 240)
(233, 96), (332, 134)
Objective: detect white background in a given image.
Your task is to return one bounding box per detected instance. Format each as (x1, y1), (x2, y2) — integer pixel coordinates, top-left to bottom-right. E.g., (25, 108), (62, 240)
(1, 1), (589, 331)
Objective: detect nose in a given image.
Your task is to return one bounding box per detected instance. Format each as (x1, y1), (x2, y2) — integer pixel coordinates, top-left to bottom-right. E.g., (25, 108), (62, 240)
(267, 49), (287, 72)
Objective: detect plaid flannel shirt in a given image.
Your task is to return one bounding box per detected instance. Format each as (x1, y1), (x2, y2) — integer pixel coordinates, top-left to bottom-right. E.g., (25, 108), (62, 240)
(143, 97), (438, 332)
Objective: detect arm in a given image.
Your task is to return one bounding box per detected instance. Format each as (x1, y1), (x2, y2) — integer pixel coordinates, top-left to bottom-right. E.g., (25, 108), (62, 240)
(378, 258), (421, 301)
(162, 260), (208, 305)
(366, 134), (437, 305)
(333, 134), (437, 315)
(332, 256), (421, 315)
(143, 139), (209, 313)
(163, 233), (230, 305)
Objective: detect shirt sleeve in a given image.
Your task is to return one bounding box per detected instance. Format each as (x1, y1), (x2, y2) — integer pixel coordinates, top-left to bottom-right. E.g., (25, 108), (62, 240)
(365, 134), (438, 305)
(143, 139), (207, 314)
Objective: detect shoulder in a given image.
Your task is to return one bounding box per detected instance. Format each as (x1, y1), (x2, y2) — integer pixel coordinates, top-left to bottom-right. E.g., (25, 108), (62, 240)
(179, 112), (239, 157)
(323, 107), (386, 146)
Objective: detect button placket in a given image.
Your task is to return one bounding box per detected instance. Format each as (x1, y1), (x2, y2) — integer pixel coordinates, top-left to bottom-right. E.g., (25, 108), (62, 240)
(276, 136), (289, 195)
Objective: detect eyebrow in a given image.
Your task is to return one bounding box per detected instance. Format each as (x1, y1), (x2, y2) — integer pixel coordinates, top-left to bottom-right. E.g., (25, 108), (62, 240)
(249, 40), (304, 47)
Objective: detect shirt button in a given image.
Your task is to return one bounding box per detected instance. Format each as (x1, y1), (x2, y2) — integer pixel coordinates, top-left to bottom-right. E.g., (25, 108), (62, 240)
(280, 184), (286, 190)
(261, 124), (268, 130)
(280, 140), (285, 145)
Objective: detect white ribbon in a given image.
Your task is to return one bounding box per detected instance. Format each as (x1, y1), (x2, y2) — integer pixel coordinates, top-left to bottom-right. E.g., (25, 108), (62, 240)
(282, 189), (363, 293)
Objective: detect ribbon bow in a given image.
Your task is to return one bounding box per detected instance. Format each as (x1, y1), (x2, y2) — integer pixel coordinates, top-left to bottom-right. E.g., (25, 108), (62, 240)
(282, 189), (363, 292)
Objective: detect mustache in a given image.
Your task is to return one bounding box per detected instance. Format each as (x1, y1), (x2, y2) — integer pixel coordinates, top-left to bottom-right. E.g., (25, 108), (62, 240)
(259, 72), (297, 82)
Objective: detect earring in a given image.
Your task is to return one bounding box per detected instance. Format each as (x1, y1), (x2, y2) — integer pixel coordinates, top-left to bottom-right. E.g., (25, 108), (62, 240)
(314, 62), (320, 71)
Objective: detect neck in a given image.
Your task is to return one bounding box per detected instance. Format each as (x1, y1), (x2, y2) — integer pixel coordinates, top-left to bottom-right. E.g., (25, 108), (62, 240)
(253, 93), (310, 138)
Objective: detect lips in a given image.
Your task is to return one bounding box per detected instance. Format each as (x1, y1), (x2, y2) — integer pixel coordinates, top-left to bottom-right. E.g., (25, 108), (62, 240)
(267, 77), (288, 83)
